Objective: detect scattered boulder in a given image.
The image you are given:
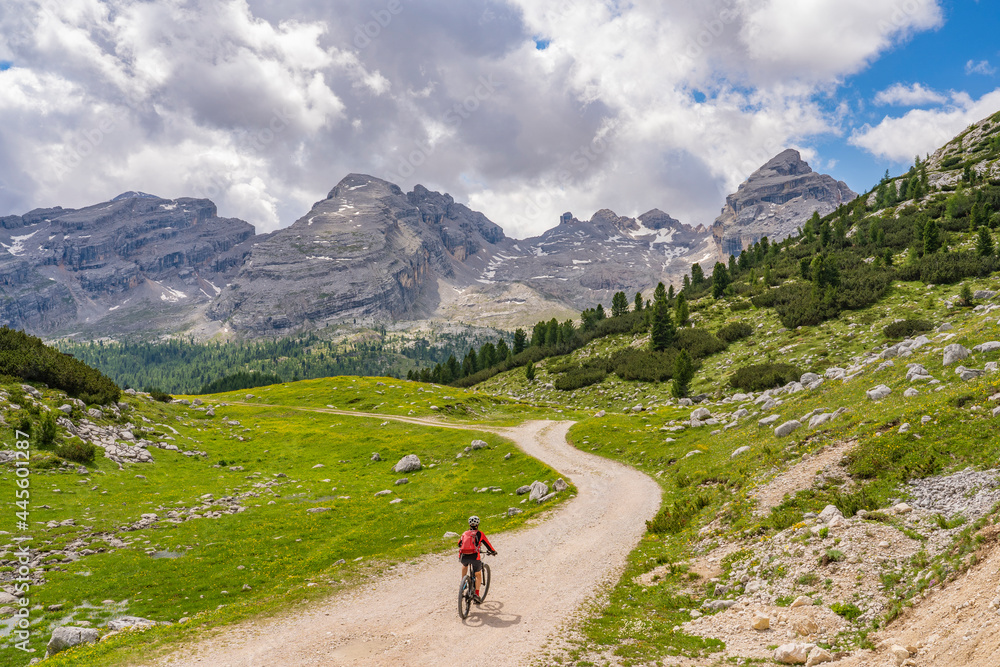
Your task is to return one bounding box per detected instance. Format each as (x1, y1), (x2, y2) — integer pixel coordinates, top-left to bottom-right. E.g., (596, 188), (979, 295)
(106, 616), (155, 632)
(943, 344), (970, 366)
(774, 642), (815, 664)
(808, 413), (833, 428)
(691, 407), (712, 421)
(866, 385), (892, 401)
(515, 485), (532, 495)
(537, 492), (557, 504)
(818, 505), (844, 523)
(956, 366), (984, 381)
(789, 595), (812, 608)
(371, 453), (381, 462)
(553, 478), (568, 492)
(528, 481), (549, 502)
(702, 599), (736, 611)
(731, 446), (750, 459)
(903, 388), (919, 398)
(393, 454), (422, 473)
(594, 410), (606, 417)
(800, 372), (821, 384)
(47, 627), (99, 656)
(58, 404), (73, 415)
(751, 613), (771, 631)
(794, 618), (819, 636)
(444, 531), (459, 539)
(806, 647), (834, 666)
(374, 490), (392, 497)
(306, 507), (331, 513)
(974, 341), (1000, 353)
(395, 478), (409, 486)
(507, 507), (523, 517)
(678, 398), (693, 407)
(470, 439), (488, 450)
(974, 290), (997, 301)
(774, 420), (801, 437)
(759, 414), (781, 427)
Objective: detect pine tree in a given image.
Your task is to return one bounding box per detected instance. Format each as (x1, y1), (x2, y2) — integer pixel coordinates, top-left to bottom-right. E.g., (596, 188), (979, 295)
(667, 285), (675, 300)
(611, 291), (629, 317)
(671, 350), (694, 399)
(512, 329), (527, 355)
(649, 284), (675, 351)
(977, 226), (995, 257)
(923, 219), (941, 254)
(711, 262), (730, 298)
(674, 292), (689, 327)
(634, 292), (644, 312)
(524, 363), (535, 382)
(690, 263), (705, 286)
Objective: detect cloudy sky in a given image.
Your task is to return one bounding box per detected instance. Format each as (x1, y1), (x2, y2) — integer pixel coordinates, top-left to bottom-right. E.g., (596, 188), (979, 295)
(0, 0), (998, 238)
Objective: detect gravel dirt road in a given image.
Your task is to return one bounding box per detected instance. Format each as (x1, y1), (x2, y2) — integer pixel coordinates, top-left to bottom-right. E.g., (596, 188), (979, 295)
(149, 416), (661, 667)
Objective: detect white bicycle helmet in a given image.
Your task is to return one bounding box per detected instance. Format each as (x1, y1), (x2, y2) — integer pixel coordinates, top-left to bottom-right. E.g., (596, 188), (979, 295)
(468, 515), (480, 528)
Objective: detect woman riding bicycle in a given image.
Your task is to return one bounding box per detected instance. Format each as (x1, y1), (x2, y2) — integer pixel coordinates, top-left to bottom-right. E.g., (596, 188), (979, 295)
(458, 515), (497, 604)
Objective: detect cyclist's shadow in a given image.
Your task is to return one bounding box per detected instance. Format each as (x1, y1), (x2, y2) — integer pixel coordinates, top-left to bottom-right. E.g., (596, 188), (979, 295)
(461, 599), (521, 628)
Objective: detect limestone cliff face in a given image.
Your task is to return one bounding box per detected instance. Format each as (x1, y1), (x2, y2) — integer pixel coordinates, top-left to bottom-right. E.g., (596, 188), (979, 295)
(711, 150), (856, 257)
(207, 175), (512, 334)
(0, 193), (255, 335)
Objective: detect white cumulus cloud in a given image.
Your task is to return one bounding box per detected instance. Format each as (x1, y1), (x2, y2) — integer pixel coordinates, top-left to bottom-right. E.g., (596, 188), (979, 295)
(966, 60), (996, 76)
(849, 89), (1000, 161)
(874, 83), (947, 107)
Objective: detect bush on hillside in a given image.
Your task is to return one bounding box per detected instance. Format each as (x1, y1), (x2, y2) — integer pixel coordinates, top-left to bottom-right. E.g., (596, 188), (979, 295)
(716, 321), (753, 343)
(553, 366), (607, 391)
(55, 438), (96, 464)
(606, 349), (679, 383)
(0, 327), (120, 405)
(883, 319), (933, 339)
(729, 301), (752, 312)
(729, 363), (802, 392)
(675, 328), (727, 358)
(147, 389), (173, 403)
(897, 251), (1000, 285)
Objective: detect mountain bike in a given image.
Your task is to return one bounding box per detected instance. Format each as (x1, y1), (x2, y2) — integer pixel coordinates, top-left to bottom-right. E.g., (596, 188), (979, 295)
(458, 546), (494, 619)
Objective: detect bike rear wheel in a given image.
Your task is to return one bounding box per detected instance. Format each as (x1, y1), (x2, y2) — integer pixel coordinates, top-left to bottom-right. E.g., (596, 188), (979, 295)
(480, 563), (492, 601)
(458, 576), (473, 618)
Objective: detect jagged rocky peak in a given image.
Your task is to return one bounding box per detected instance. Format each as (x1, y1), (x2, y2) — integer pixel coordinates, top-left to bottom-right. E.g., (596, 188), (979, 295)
(637, 208), (682, 230)
(326, 173), (403, 200)
(112, 191), (160, 201)
(712, 149), (856, 257)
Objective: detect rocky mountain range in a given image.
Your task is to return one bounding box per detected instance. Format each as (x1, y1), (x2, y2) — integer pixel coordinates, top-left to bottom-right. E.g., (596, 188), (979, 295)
(711, 149), (856, 256)
(0, 151), (851, 338)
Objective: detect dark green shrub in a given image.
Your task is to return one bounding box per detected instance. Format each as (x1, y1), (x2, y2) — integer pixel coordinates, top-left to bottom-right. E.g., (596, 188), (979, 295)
(609, 349), (678, 382)
(554, 367), (607, 391)
(729, 363), (802, 392)
(54, 438), (96, 464)
(883, 319), (933, 339)
(147, 389), (173, 403)
(941, 155), (962, 169)
(729, 301), (752, 312)
(716, 321), (753, 343)
(646, 493), (711, 534)
(675, 328), (726, 358)
(199, 371), (283, 395)
(39, 413), (57, 446)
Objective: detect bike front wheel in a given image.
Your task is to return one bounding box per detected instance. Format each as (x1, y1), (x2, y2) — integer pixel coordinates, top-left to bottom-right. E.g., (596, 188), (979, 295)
(480, 563), (491, 601)
(458, 576), (473, 619)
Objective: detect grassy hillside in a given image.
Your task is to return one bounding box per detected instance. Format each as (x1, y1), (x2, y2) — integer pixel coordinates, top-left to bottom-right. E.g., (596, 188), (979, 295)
(0, 378), (570, 665)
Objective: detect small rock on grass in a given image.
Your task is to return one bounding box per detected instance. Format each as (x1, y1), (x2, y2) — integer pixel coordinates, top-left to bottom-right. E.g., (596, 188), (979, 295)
(507, 508), (523, 517)
(395, 478), (408, 485)
(47, 627), (99, 656)
(443, 532), (459, 539)
(731, 446), (750, 458)
(503, 453), (511, 460)
(516, 485), (532, 495)
(553, 479), (568, 492)
(775, 420), (801, 437)
(393, 454), (421, 473)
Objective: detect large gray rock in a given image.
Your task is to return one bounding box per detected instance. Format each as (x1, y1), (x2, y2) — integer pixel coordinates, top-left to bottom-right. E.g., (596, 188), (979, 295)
(691, 407), (712, 421)
(731, 446), (751, 458)
(553, 478), (568, 492)
(974, 290), (997, 300)
(943, 344), (970, 366)
(866, 385), (892, 401)
(47, 626), (100, 656)
(106, 616), (156, 632)
(974, 341), (1000, 353)
(711, 149), (856, 256)
(800, 372), (821, 384)
(818, 505), (844, 523)
(392, 454), (422, 473)
(759, 414), (781, 427)
(515, 485), (532, 495)
(774, 420), (801, 437)
(528, 481), (549, 502)
(470, 439), (488, 450)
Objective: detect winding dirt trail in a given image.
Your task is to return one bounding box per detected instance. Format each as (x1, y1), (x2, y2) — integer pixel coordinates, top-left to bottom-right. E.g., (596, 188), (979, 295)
(149, 414), (662, 667)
